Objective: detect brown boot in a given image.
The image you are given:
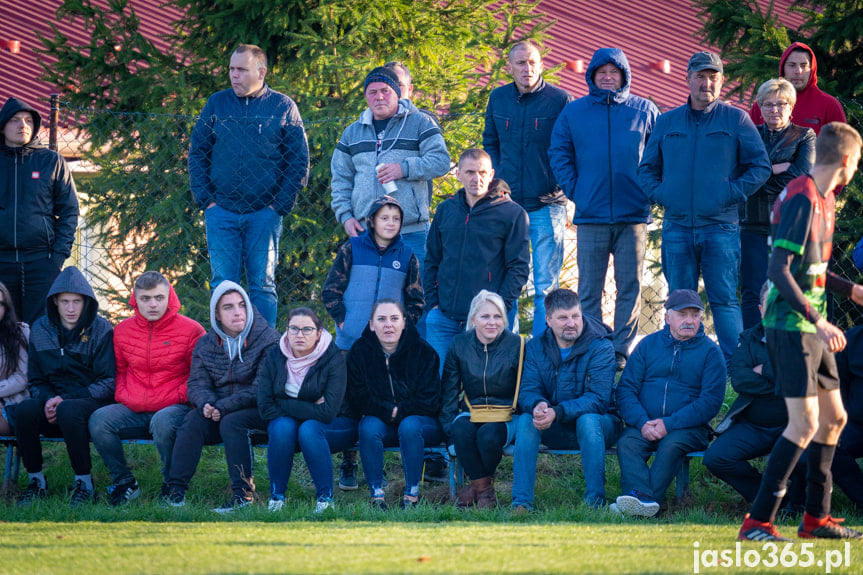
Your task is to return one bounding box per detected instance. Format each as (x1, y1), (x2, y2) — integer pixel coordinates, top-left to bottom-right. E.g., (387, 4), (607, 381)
(456, 483), (477, 508)
(474, 476), (496, 509)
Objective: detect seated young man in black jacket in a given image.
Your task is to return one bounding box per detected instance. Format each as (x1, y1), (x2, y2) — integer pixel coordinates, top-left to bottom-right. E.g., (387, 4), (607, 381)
(15, 266), (115, 507)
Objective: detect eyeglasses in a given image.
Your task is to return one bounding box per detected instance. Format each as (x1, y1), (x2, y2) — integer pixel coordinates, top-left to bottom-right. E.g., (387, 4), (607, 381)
(763, 102), (790, 111)
(288, 326), (317, 336)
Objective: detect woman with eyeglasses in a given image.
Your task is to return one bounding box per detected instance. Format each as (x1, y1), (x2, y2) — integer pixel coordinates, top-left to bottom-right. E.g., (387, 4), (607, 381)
(740, 78), (816, 329)
(0, 282), (29, 436)
(257, 307), (356, 514)
(347, 299), (442, 509)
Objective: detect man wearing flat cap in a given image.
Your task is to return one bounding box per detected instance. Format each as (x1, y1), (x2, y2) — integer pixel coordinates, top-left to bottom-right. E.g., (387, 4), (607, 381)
(330, 65), (450, 263)
(639, 51), (771, 365)
(613, 288), (726, 517)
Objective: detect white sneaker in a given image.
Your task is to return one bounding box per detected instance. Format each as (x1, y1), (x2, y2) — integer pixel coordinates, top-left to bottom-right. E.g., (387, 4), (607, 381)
(615, 492), (660, 517)
(608, 502), (623, 517)
(314, 498), (334, 514)
(268, 496), (285, 512)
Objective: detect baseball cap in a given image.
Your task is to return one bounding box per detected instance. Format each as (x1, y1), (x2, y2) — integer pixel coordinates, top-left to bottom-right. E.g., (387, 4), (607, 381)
(665, 289), (704, 311)
(687, 51), (723, 74)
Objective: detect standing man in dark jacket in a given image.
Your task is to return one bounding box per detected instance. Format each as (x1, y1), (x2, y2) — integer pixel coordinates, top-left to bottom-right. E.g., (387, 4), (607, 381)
(639, 52), (771, 364)
(0, 97), (79, 325)
(832, 325), (863, 510)
(614, 289), (726, 517)
(14, 266), (115, 507)
(189, 44), (309, 328)
(549, 48), (659, 370)
(510, 288), (620, 511)
(164, 281), (280, 512)
(482, 40), (572, 338)
(423, 148), (529, 368)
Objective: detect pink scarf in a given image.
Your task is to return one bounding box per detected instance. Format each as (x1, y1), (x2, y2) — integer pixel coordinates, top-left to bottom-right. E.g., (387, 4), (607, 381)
(280, 328), (333, 398)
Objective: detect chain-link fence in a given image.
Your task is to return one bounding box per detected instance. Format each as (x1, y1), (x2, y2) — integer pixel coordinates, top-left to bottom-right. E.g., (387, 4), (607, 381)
(49, 96), (863, 337)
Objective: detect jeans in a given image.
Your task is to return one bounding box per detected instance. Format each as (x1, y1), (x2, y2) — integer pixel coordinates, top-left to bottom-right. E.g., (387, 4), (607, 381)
(358, 414), (443, 498)
(527, 204), (566, 339)
(661, 221), (742, 363)
(167, 407), (267, 495)
(832, 419), (863, 509)
(205, 204), (282, 327)
(616, 424), (709, 503)
(0, 257), (62, 325)
(577, 223), (646, 356)
(89, 403), (189, 485)
(511, 412), (620, 508)
(703, 418), (784, 502)
(13, 397), (106, 475)
(267, 416), (358, 500)
(400, 225), (429, 269)
(739, 229), (769, 330)
(425, 307), (466, 374)
(451, 416), (508, 480)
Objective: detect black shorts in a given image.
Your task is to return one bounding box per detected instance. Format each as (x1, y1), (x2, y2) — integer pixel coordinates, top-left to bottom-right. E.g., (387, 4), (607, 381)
(766, 328), (840, 398)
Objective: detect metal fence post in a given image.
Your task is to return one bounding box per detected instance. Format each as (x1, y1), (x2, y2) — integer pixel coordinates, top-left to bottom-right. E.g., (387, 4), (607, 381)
(49, 93), (59, 151)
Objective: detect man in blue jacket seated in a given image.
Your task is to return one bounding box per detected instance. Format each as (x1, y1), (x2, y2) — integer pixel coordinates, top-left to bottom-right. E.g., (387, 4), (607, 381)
(511, 288), (621, 512)
(639, 51), (771, 364)
(548, 48), (659, 372)
(614, 289), (726, 517)
(189, 43), (310, 328)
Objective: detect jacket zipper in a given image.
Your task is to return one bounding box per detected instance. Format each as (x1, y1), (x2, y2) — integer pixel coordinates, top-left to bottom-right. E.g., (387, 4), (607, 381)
(482, 343), (489, 402)
(13, 153), (19, 261)
(385, 354), (396, 402)
(662, 340), (681, 416)
(606, 93), (614, 223)
(690, 114), (700, 227)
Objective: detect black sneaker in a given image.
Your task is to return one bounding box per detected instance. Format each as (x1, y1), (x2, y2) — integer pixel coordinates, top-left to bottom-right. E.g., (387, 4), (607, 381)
(165, 489), (186, 508)
(370, 497), (388, 511)
(400, 496), (420, 509)
(109, 480), (141, 506)
(615, 352), (627, 372)
(69, 480), (96, 508)
(213, 492), (253, 514)
(338, 460), (358, 491)
(18, 478), (48, 507)
(423, 453), (447, 483)
(798, 514), (863, 539)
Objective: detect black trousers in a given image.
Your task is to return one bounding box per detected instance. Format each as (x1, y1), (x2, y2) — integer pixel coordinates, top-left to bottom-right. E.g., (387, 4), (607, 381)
(13, 396), (106, 476)
(0, 257), (62, 325)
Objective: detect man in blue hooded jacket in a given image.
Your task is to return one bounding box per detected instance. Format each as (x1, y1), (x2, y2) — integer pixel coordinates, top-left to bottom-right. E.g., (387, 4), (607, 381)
(549, 48), (659, 371)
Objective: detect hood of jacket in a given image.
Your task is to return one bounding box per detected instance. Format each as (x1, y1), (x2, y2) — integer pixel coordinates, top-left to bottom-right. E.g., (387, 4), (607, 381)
(569, 313), (614, 356)
(780, 42), (818, 93)
(210, 281), (254, 361)
(129, 281), (182, 331)
(0, 97), (42, 150)
(46, 266), (99, 333)
(585, 48), (632, 104)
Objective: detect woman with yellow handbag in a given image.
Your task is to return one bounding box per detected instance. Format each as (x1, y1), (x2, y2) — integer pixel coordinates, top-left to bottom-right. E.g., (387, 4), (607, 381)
(439, 290), (523, 508)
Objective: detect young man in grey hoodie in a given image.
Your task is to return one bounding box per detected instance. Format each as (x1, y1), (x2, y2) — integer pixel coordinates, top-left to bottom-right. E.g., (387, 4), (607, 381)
(163, 281), (280, 512)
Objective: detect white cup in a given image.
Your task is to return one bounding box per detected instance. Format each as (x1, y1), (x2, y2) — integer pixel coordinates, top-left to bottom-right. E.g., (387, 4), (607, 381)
(377, 164), (398, 194)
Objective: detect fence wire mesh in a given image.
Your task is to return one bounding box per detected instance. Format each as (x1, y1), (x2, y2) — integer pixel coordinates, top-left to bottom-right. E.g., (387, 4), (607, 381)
(50, 97), (863, 336)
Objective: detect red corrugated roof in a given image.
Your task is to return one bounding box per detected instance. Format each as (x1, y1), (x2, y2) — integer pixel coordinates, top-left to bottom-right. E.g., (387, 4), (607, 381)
(536, 0), (805, 110)
(1, 0), (809, 122)
(0, 0), (182, 121)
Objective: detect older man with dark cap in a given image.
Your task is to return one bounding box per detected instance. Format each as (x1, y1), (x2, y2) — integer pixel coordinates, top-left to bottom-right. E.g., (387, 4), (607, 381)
(639, 52), (771, 365)
(330, 65), (450, 264)
(613, 289), (726, 517)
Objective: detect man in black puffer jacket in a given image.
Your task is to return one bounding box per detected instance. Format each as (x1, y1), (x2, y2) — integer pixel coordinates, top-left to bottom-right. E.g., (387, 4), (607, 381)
(0, 97), (79, 325)
(163, 281), (279, 512)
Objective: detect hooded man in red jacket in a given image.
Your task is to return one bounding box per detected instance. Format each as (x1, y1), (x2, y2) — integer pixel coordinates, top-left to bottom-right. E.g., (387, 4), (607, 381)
(88, 271), (205, 505)
(750, 42), (846, 135)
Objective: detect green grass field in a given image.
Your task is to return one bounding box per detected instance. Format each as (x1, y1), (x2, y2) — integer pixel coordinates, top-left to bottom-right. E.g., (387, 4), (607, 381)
(2, 437), (863, 574)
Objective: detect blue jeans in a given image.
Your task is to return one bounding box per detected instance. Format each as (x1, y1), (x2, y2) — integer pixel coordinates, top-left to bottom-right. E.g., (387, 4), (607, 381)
(661, 221), (742, 363)
(577, 223), (646, 356)
(267, 416), (358, 499)
(89, 403), (189, 485)
(739, 229), (769, 330)
(205, 204), (282, 327)
(527, 204), (566, 339)
(425, 307), (466, 374)
(400, 225), (428, 269)
(511, 412), (620, 508)
(358, 414), (443, 498)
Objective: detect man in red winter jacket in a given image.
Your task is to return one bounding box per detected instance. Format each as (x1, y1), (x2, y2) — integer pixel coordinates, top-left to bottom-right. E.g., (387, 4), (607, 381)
(88, 271), (205, 505)
(750, 42), (845, 135)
